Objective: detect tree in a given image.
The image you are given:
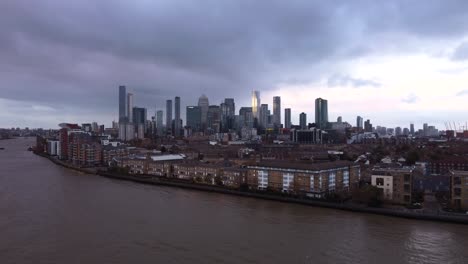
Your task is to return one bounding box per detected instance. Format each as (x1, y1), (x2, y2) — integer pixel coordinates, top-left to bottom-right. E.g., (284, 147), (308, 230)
(352, 185), (383, 207)
(406, 150), (420, 165)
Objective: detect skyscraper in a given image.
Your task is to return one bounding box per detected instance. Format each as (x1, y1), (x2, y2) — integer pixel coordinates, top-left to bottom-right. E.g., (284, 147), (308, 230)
(260, 104), (269, 128)
(174, 96), (181, 137)
(300, 112), (307, 130)
(221, 98), (235, 132)
(207, 105), (221, 133)
(186, 106), (202, 132)
(166, 99), (172, 133)
(251, 90), (260, 120)
(285, 108), (291, 129)
(315, 98), (328, 129)
(273, 96), (281, 127)
(118, 85), (127, 122)
(156, 110), (163, 136)
(410, 123), (415, 135)
(198, 94), (209, 130)
(356, 116), (363, 129)
(127, 93), (134, 123)
(337, 116), (342, 123)
(133, 107), (147, 125)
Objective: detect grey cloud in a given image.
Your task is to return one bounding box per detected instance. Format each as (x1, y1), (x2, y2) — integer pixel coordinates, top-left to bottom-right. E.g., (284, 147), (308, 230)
(327, 74), (381, 88)
(456, 90), (468, 96)
(1, 0), (468, 128)
(452, 42), (468, 60)
(402, 94), (419, 104)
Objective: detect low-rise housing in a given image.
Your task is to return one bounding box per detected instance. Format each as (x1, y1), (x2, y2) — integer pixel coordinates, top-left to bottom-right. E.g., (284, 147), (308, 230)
(371, 167), (413, 205)
(450, 170), (468, 212)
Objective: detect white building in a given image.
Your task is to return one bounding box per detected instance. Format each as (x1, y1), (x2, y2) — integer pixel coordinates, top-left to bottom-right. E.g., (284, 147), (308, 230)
(371, 174), (394, 201)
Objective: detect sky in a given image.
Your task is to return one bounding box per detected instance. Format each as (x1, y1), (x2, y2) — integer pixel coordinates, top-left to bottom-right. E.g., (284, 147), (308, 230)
(1, 0), (468, 130)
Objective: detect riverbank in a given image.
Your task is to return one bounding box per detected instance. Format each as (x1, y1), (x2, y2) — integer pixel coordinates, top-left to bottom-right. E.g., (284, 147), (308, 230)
(35, 152), (468, 225)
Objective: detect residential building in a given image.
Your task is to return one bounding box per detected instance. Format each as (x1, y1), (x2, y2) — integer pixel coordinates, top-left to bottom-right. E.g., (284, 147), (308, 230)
(299, 112), (307, 130)
(245, 160), (360, 198)
(450, 170), (468, 211)
(371, 167), (413, 205)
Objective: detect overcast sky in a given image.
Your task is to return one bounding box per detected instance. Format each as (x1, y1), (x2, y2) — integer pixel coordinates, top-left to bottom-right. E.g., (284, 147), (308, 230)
(1, 0), (468, 130)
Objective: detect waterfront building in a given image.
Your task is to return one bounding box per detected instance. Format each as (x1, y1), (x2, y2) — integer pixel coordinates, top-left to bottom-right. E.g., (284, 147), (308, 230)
(371, 167), (413, 205)
(285, 108), (292, 129)
(245, 161), (360, 198)
(315, 98), (328, 130)
(222, 167), (248, 189)
(299, 112), (307, 130)
(450, 170), (468, 212)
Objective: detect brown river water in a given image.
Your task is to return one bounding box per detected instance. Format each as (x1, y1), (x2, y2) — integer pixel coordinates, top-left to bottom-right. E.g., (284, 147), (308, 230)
(1, 137), (467, 264)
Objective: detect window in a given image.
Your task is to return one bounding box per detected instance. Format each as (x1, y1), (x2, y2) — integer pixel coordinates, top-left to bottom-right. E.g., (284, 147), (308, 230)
(454, 177), (461, 185)
(258, 170), (269, 190)
(454, 188), (462, 196)
(329, 172), (336, 191)
(343, 170), (349, 188)
(310, 176), (315, 192)
(404, 174), (411, 182)
(404, 184), (410, 192)
(376, 178), (384, 186)
(282, 173), (294, 192)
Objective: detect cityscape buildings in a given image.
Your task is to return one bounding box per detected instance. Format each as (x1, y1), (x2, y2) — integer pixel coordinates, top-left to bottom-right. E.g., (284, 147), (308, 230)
(174, 96), (181, 137)
(273, 96), (281, 128)
(251, 90), (260, 121)
(285, 108), (291, 129)
(315, 98), (328, 130)
(299, 112), (307, 130)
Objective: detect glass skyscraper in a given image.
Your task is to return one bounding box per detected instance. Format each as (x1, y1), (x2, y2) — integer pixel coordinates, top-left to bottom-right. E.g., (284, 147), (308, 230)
(315, 98), (328, 130)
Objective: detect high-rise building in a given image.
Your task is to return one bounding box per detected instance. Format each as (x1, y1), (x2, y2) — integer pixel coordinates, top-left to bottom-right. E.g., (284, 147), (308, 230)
(252, 90), (260, 120)
(198, 95), (209, 130)
(119, 86), (127, 122)
(239, 107), (253, 128)
(273, 96), (281, 127)
(174, 96), (181, 137)
(315, 98), (328, 129)
(356, 116), (364, 129)
(166, 99), (172, 132)
(260, 104), (269, 128)
(364, 119), (373, 132)
(410, 123), (415, 135)
(300, 112), (307, 130)
(156, 110), (163, 136)
(133, 107), (147, 125)
(285, 108), (291, 129)
(221, 98), (235, 132)
(127, 93), (134, 123)
(186, 106), (202, 132)
(207, 105), (221, 133)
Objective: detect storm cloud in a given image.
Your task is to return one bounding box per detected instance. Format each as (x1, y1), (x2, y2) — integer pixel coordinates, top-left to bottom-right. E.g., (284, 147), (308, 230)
(1, 0), (468, 128)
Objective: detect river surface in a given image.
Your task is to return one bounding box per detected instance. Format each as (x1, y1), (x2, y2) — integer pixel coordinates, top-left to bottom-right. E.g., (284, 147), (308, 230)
(1, 137), (467, 264)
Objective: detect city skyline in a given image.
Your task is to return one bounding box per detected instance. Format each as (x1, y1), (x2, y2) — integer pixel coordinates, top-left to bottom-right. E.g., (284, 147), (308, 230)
(2, 1), (468, 129)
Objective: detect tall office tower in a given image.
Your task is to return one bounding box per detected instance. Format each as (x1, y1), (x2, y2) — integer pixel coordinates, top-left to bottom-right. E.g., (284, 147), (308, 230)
(198, 94), (209, 130)
(260, 104), (269, 128)
(207, 105), (221, 133)
(252, 90), (260, 120)
(221, 98), (235, 132)
(186, 106), (202, 132)
(112, 121), (119, 129)
(410, 123), (415, 135)
(285, 108), (291, 129)
(166, 99), (172, 131)
(156, 110), (163, 136)
(300, 112), (307, 130)
(174, 96), (181, 137)
(133, 107), (147, 125)
(423, 123), (428, 136)
(127, 93), (134, 123)
(118, 86), (127, 122)
(315, 98), (328, 129)
(239, 107), (253, 128)
(356, 116), (364, 129)
(364, 119), (373, 132)
(273, 96), (281, 127)
(337, 116), (342, 123)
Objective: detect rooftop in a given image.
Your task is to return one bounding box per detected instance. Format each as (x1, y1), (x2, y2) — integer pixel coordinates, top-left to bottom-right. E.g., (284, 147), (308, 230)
(247, 160), (356, 172)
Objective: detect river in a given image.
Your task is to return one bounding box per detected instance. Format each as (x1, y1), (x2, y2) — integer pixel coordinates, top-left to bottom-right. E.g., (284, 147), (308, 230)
(0, 137), (467, 264)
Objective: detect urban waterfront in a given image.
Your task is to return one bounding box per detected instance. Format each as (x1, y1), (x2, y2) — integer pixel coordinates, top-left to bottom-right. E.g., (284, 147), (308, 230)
(1, 138), (467, 264)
